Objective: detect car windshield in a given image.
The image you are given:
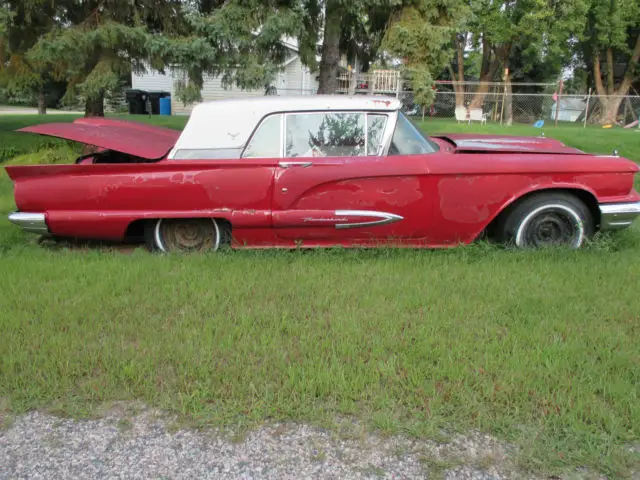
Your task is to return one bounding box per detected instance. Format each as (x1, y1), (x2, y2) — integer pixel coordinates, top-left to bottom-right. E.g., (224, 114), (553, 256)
(389, 113), (439, 155)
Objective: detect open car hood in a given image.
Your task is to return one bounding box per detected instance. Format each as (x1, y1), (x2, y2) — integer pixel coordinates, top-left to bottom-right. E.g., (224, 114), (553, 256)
(17, 118), (181, 160)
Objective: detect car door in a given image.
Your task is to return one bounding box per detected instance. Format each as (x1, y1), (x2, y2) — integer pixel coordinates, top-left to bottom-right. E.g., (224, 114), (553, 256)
(149, 113), (283, 247)
(272, 110), (434, 245)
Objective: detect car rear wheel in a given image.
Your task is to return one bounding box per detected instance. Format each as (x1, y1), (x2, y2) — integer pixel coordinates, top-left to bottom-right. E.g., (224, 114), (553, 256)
(145, 218), (225, 253)
(499, 192), (594, 249)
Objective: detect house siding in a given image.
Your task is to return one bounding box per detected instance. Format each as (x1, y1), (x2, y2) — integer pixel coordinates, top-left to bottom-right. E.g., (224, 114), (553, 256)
(131, 47), (319, 115)
(131, 69), (173, 93)
(278, 57), (318, 95)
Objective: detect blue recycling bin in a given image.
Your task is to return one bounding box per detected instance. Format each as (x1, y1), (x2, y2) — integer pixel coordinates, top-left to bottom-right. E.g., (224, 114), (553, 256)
(159, 96), (171, 116)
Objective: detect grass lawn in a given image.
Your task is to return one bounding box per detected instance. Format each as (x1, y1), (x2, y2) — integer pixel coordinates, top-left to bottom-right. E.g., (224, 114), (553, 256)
(1, 114), (639, 478)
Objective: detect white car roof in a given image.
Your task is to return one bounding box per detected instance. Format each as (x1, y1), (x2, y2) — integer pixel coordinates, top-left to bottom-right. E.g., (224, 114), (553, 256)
(171, 95), (401, 154)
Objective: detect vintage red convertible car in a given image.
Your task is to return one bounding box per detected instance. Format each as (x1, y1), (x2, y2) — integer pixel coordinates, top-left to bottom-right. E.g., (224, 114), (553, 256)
(5, 95), (640, 252)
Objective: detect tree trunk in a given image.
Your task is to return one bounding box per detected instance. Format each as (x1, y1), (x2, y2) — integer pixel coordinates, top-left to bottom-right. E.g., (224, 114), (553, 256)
(453, 77), (465, 107)
(469, 37), (498, 109)
(37, 88), (47, 115)
(317, 0), (343, 94)
(606, 47), (615, 95)
(84, 92), (105, 117)
(599, 96), (624, 125)
(469, 77), (490, 109)
(592, 33), (640, 124)
(450, 34), (466, 107)
(448, 65), (465, 107)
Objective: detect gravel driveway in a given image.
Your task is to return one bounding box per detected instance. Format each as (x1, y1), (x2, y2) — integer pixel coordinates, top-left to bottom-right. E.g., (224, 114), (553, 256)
(0, 405), (598, 479)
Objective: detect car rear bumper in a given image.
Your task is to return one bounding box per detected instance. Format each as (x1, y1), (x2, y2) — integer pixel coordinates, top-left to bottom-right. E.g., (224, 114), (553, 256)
(7, 212), (50, 235)
(599, 201), (640, 230)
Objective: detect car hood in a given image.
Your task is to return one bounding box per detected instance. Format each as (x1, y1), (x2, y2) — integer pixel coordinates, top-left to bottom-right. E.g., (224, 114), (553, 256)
(432, 133), (586, 155)
(17, 118), (181, 160)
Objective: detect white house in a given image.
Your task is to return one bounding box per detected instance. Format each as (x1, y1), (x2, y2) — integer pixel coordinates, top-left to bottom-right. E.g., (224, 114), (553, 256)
(132, 37), (320, 115)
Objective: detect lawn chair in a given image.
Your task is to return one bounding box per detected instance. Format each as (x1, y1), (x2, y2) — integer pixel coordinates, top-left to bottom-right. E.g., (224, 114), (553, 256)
(469, 108), (487, 125)
(455, 106), (468, 123)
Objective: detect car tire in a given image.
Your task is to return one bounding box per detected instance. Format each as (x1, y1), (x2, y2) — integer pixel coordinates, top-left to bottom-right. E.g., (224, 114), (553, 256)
(144, 218), (228, 253)
(498, 192), (595, 249)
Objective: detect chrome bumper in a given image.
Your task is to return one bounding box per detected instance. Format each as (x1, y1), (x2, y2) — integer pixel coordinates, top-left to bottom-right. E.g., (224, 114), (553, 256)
(599, 202), (640, 230)
(7, 212), (49, 235)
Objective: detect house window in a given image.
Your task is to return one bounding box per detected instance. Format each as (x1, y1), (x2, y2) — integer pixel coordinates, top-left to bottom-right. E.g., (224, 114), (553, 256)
(285, 112), (366, 158)
(242, 114), (282, 158)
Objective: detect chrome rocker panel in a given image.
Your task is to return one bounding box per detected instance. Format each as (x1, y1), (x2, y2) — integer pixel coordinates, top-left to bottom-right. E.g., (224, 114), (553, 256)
(599, 201), (640, 230)
(7, 212), (49, 235)
(6, 203), (638, 237)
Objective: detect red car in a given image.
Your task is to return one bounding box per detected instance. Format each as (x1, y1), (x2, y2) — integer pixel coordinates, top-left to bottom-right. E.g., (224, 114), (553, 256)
(5, 96), (640, 252)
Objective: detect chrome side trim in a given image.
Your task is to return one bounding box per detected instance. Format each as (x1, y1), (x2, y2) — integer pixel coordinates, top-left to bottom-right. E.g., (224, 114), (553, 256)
(7, 212), (49, 235)
(334, 210), (403, 229)
(599, 201), (640, 230)
(278, 161), (313, 168)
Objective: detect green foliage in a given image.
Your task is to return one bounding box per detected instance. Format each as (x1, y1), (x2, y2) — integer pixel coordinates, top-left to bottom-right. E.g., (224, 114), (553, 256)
(426, 0), (589, 99)
(580, 0), (640, 96)
(2, 144), (79, 166)
(337, 0), (405, 72)
(0, 5), (11, 35)
(586, 0), (640, 53)
(0, 115), (82, 163)
(147, 1), (311, 97)
(0, 0), (189, 114)
(0, 145), (18, 163)
(28, 21), (152, 109)
(308, 113), (365, 155)
(0, 1), (59, 108)
(382, 1), (470, 106)
(173, 78), (204, 106)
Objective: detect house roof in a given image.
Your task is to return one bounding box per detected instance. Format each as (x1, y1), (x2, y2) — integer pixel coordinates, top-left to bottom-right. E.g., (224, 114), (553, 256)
(170, 95), (401, 155)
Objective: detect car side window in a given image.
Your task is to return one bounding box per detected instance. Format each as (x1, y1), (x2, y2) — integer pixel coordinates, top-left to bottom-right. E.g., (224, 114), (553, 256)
(367, 114), (388, 156)
(242, 114), (282, 158)
(285, 112), (366, 158)
(388, 113), (439, 155)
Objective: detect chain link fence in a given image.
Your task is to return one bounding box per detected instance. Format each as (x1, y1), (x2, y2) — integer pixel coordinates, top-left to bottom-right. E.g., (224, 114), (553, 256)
(330, 72), (640, 127)
(398, 81), (640, 127)
(119, 68), (640, 127)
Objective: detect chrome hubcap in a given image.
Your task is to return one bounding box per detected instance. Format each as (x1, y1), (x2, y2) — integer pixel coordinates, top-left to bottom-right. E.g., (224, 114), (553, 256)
(156, 219), (218, 252)
(516, 205), (584, 248)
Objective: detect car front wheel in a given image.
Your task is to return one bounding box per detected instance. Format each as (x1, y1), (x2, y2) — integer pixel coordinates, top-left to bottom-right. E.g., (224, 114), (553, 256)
(145, 218), (226, 253)
(499, 192), (595, 249)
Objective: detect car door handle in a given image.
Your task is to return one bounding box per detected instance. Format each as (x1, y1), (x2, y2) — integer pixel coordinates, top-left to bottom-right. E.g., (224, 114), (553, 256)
(278, 161), (313, 168)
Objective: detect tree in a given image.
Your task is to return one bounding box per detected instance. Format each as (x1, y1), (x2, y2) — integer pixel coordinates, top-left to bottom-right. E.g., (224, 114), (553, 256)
(381, 0), (470, 107)
(382, 0), (588, 120)
(148, 0), (315, 104)
(160, 0), (401, 98)
(0, 0), (60, 114)
(26, 0), (190, 116)
(581, 0), (640, 123)
(339, 1), (397, 74)
(274, 0), (397, 95)
(444, 0), (587, 124)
